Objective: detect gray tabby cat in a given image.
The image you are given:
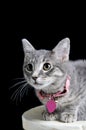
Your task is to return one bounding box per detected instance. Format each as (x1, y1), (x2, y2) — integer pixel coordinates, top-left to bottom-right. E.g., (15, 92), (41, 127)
(22, 38), (86, 123)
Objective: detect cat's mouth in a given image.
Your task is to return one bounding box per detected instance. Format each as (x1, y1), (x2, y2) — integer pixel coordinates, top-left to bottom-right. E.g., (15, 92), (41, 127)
(37, 76), (70, 99)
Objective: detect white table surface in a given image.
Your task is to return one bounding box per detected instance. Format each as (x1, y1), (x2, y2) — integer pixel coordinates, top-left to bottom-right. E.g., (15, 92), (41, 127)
(22, 105), (86, 130)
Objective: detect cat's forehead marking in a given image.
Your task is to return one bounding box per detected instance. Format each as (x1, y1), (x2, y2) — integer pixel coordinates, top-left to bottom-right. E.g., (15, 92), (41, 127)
(25, 49), (52, 64)
(34, 50), (51, 62)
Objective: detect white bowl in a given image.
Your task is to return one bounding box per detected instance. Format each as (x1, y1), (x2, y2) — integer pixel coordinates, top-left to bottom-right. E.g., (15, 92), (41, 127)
(22, 105), (86, 130)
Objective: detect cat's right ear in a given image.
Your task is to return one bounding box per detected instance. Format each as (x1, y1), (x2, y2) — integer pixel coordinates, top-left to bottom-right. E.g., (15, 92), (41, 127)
(22, 38), (35, 53)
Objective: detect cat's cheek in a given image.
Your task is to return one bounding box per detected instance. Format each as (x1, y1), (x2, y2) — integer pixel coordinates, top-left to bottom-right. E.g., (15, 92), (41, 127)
(37, 77), (51, 83)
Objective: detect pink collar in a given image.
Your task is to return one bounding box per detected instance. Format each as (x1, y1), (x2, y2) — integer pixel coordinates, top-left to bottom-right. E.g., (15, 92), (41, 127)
(37, 76), (70, 100)
(37, 76), (70, 113)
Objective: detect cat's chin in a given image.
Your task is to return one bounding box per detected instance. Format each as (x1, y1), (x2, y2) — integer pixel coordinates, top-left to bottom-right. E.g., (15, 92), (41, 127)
(31, 81), (53, 90)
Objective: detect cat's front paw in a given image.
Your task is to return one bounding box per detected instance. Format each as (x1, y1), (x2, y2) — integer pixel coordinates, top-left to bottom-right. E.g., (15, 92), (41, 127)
(42, 110), (59, 121)
(60, 112), (77, 123)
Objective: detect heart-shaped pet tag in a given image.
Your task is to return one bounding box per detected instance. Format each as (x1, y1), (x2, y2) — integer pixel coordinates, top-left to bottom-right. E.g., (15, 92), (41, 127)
(46, 99), (56, 113)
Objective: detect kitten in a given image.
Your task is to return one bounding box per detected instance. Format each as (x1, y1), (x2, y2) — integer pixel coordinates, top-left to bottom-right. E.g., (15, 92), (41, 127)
(22, 38), (86, 123)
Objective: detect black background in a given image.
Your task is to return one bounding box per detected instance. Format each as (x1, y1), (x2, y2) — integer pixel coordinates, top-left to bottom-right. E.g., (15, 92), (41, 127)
(3, 1), (86, 130)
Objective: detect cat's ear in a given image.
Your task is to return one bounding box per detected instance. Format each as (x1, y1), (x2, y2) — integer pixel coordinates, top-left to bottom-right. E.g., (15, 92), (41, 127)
(52, 38), (70, 62)
(22, 38), (35, 53)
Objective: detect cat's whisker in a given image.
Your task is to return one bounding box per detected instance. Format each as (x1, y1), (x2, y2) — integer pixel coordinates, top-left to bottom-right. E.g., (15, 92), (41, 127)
(10, 81), (30, 103)
(9, 80), (26, 89)
(11, 77), (25, 80)
(20, 83), (28, 101)
(11, 85), (22, 101)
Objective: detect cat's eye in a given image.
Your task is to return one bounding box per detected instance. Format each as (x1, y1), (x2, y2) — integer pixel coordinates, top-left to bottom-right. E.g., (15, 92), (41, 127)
(26, 64), (33, 72)
(43, 63), (51, 71)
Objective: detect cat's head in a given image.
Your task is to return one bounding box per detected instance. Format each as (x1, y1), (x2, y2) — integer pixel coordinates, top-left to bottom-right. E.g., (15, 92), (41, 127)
(22, 38), (70, 93)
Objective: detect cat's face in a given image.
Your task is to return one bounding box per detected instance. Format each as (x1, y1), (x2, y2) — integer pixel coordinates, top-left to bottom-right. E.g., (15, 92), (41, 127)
(22, 38), (70, 93)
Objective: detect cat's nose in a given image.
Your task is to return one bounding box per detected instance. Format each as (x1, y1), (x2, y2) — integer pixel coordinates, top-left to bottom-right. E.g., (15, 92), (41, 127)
(32, 76), (38, 81)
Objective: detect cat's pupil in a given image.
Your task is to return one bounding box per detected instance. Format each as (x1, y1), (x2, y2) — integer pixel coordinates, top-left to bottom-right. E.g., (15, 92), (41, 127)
(43, 63), (51, 71)
(26, 64), (33, 72)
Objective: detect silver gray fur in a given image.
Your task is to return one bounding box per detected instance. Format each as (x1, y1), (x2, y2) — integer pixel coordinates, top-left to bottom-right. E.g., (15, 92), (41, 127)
(22, 38), (86, 123)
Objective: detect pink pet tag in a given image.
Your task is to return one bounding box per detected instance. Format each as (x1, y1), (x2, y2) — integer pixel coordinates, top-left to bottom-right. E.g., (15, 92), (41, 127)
(46, 99), (56, 113)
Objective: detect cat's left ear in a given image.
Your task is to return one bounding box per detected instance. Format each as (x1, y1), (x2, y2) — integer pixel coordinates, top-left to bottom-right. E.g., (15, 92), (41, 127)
(52, 38), (70, 62)
(22, 38), (35, 53)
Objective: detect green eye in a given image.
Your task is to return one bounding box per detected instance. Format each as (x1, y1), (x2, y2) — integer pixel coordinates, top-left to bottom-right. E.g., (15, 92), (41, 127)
(26, 64), (33, 72)
(43, 63), (51, 71)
